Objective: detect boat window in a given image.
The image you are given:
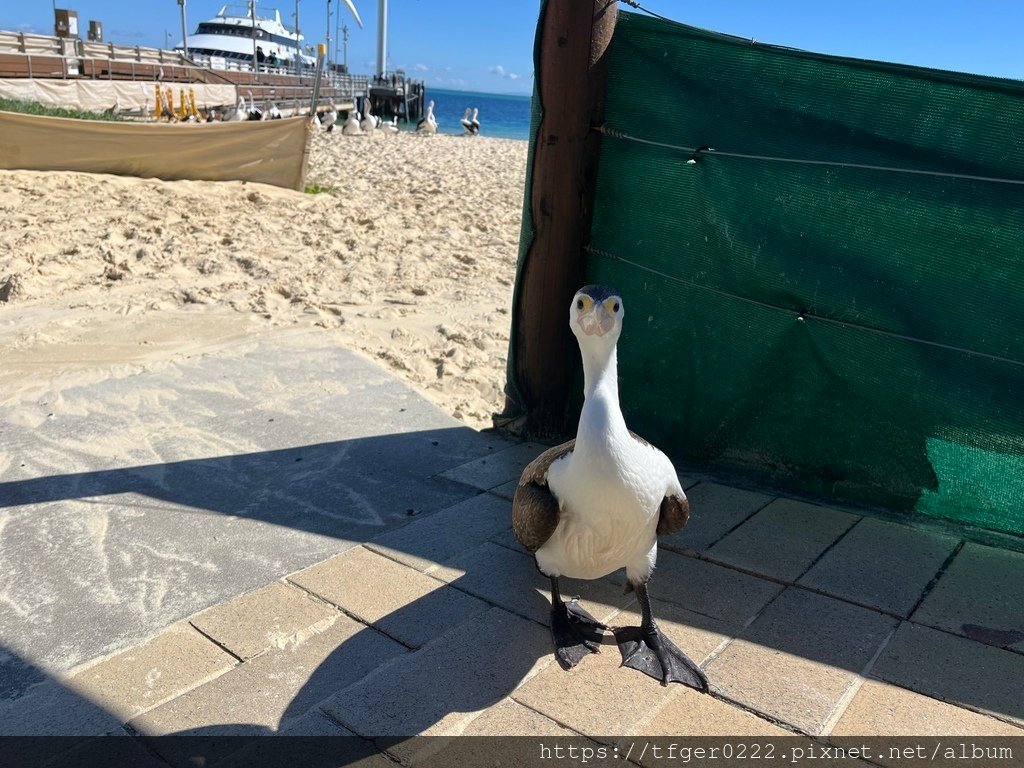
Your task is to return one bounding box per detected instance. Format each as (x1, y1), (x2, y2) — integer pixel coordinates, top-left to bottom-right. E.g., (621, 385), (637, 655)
(188, 21), (300, 48)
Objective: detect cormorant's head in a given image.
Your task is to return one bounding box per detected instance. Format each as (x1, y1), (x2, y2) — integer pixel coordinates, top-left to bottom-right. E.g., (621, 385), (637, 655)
(569, 284), (623, 344)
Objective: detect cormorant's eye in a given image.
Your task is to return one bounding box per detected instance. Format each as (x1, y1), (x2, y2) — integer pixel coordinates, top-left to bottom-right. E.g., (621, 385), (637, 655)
(576, 299), (584, 310)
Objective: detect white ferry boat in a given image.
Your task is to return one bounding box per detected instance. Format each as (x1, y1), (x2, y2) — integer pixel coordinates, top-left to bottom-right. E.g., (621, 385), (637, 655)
(179, 4), (321, 69)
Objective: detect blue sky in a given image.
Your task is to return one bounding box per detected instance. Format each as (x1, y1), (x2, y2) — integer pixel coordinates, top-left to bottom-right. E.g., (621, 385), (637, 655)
(4, 1), (1024, 94)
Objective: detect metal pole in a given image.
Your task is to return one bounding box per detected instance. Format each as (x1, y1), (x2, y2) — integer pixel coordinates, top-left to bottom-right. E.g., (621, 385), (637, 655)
(334, 5), (340, 72)
(177, 0), (189, 57)
(325, 0), (331, 74)
(294, 0), (300, 75)
(342, 24), (348, 71)
(250, 0), (258, 77)
(308, 43), (325, 114)
(376, 0), (387, 76)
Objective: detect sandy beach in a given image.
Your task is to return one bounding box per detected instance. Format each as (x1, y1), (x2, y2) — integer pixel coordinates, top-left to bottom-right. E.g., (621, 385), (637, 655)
(0, 130), (529, 428)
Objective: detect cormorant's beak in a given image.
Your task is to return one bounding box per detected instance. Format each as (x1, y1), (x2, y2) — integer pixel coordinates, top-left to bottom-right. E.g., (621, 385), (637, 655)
(579, 302), (615, 337)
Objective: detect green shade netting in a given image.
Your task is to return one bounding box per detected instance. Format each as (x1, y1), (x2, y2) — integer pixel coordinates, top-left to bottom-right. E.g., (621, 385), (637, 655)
(573, 13), (1024, 535)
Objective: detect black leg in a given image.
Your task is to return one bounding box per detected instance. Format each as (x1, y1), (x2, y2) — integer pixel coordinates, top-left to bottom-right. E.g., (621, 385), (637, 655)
(613, 582), (709, 690)
(548, 576), (606, 670)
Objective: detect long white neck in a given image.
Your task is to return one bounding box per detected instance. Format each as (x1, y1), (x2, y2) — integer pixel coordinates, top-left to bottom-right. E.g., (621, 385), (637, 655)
(576, 340), (628, 449)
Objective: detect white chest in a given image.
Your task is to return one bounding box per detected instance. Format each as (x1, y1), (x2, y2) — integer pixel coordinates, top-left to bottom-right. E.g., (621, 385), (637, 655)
(535, 437), (671, 580)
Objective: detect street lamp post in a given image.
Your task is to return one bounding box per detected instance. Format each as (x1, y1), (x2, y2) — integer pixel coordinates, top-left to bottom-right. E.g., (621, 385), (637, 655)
(342, 24), (348, 72)
(176, 0), (188, 58)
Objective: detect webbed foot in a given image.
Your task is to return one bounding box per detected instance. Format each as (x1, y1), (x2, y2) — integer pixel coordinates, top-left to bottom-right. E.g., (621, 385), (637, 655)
(550, 598), (607, 669)
(613, 623), (708, 690)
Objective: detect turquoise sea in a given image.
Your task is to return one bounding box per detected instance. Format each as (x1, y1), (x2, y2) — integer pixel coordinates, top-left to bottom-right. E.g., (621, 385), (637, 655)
(423, 88), (533, 141)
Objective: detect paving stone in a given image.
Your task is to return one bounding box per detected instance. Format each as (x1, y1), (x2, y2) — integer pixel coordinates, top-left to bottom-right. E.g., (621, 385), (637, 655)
(276, 708), (355, 736)
(66, 622), (235, 721)
(288, 546), (489, 649)
(460, 698), (582, 736)
(323, 607), (551, 739)
(870, 621), (1024, 726)
(911, 543), (1024, 651)
(660, 482), (772, 553)
(636, 686), (791, 737)
(439, 442), (549, 490)
(430, 541), (633, 626)
(607, 549), (784, 627)
(189, 580), (338, 660)
(0, 333), (504, 686)
(831, 679), (1023, 737)
(705, 587), (898, 735)
(131, 612), (406, 763)
(708, 499), (858, 582)
(365, 492), (511, 573)
(0, 676), (121, 737)
(800, 518), (959, 617)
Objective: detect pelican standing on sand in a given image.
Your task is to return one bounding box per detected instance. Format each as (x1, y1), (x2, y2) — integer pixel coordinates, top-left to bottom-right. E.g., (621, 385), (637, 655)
(322, 106), (339, 132)
(227, 96), (246, 122)
(461, 107), (480, 135)
(512, 285), (709, 690)
(416, 100), (437, 134)
(361, 100), (379, 133)
(246, 91), (262, 120)
(342, 109), (362, 135)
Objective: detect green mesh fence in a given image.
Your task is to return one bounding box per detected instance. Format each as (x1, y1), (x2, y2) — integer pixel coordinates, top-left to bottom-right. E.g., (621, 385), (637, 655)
(515, 10), (1024, 537)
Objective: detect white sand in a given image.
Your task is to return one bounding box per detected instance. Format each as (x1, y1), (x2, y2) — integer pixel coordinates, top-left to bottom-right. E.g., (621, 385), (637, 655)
(0, 131), (529, 427)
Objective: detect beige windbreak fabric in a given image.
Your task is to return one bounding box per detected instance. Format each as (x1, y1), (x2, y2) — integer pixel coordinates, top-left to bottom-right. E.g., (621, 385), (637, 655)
(0, 110), (311, 190)
(0, 79), (238, 115)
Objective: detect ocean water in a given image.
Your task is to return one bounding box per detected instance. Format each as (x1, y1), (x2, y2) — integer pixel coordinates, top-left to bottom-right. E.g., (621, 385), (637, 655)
(422, 88), (533, 141)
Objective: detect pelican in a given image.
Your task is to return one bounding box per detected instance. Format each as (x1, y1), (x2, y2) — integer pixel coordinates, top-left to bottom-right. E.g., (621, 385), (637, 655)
(268, 102), (282, 120)
(512, 286), (708, 690)
(382, 115), (399, 134)
(246, 91), (263, 120)
(342, 109), (362, 135)
(322, 106), (339, 132)
(360, 100), (379, 133)
(227, 96), (246, 122)
(461, 107), (480, 135)
(416, 100), (437, 134)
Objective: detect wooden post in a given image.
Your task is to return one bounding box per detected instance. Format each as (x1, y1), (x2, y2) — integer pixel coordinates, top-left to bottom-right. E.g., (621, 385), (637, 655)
(511, 0), (617, 438)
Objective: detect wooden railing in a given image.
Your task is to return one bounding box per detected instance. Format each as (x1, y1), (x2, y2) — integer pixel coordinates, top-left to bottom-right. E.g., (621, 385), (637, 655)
(0, 29), (370, 95)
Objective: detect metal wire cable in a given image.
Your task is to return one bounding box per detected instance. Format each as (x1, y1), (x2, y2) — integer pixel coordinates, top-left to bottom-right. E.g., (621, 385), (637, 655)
(585, 244), (1024, 369)
(617, 0), (675, 25)
(594, 125), (1024, 186)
